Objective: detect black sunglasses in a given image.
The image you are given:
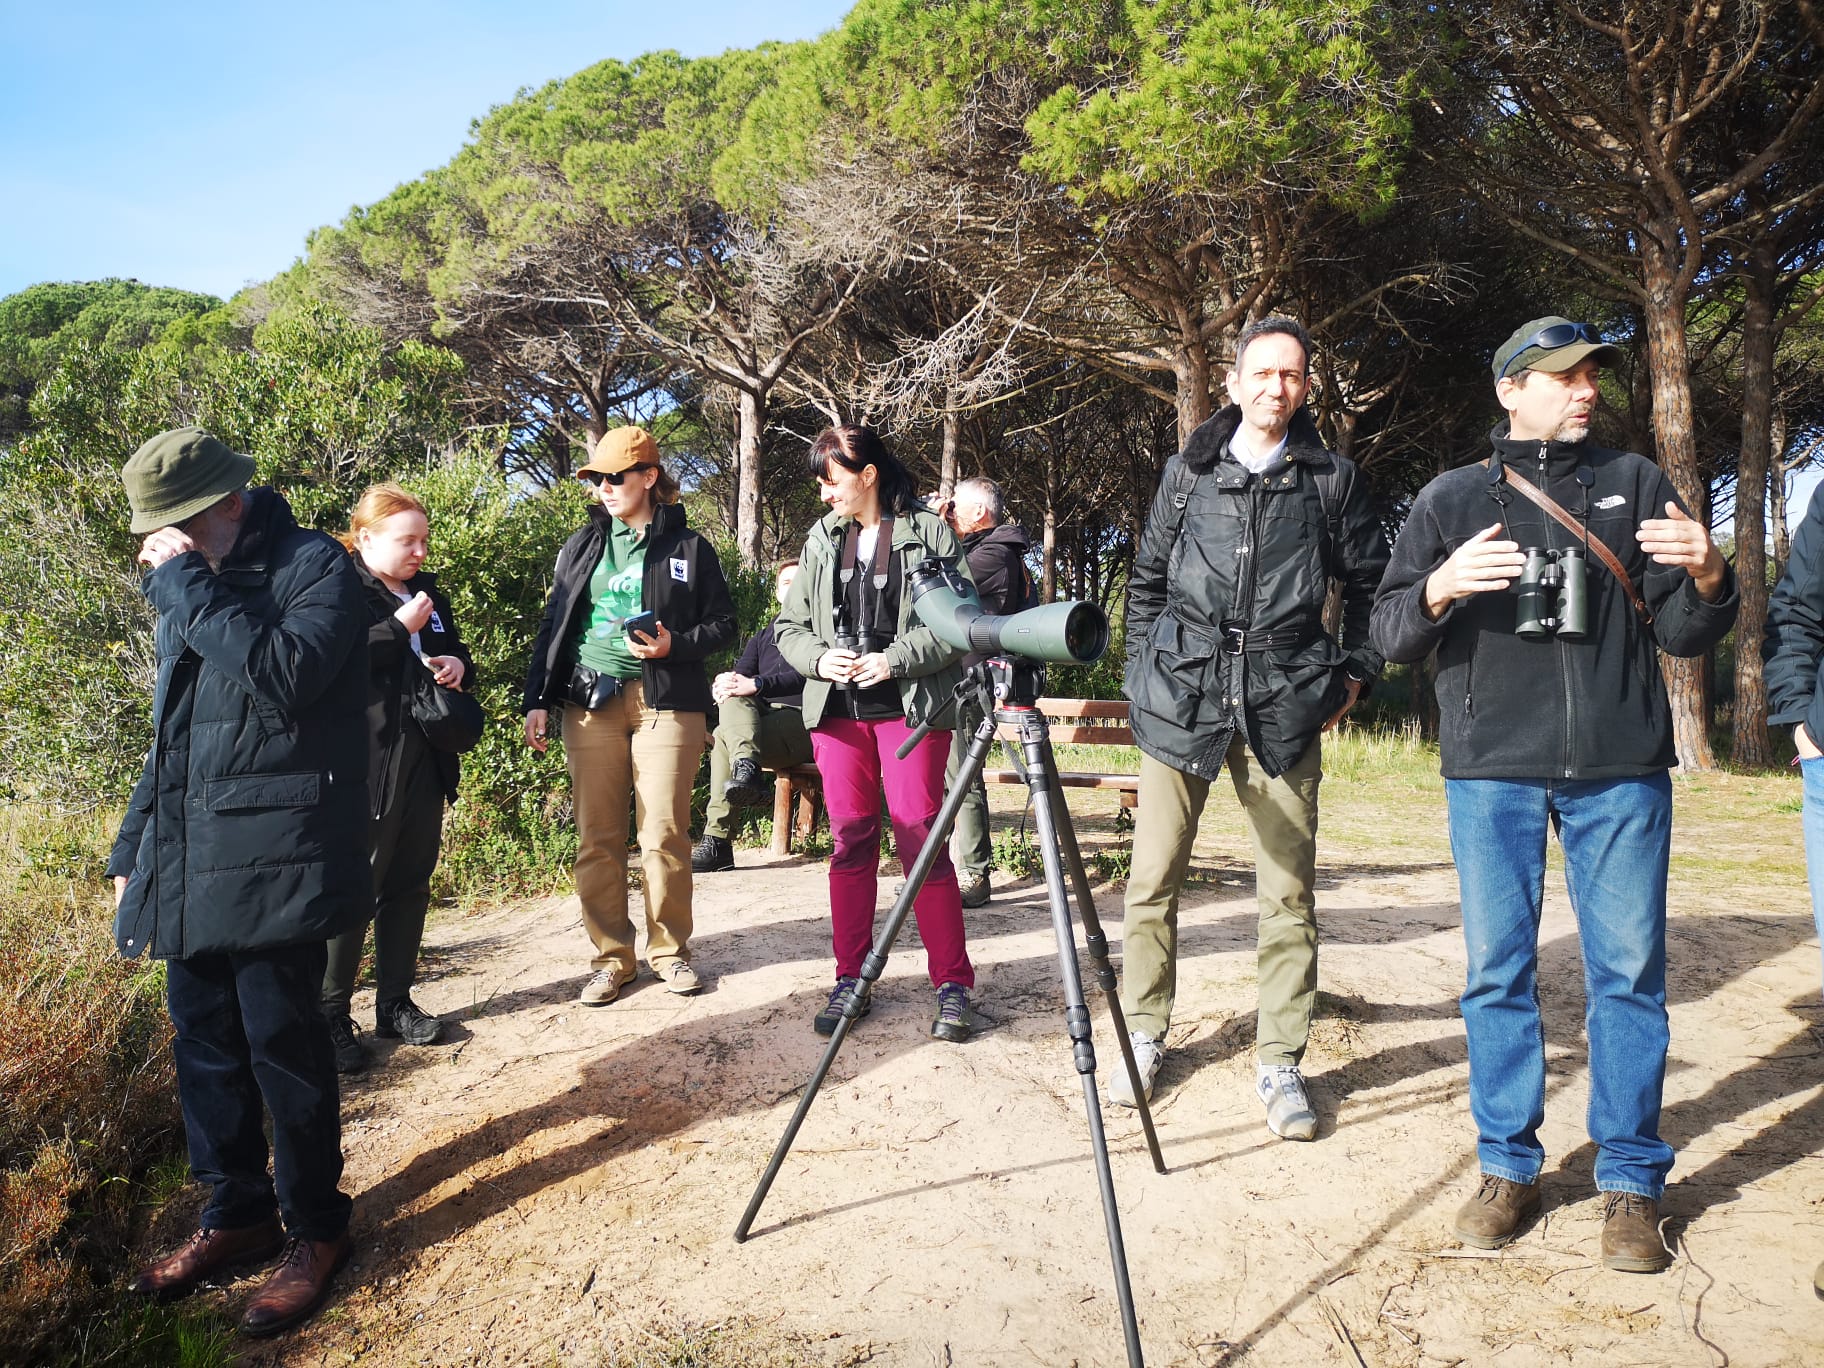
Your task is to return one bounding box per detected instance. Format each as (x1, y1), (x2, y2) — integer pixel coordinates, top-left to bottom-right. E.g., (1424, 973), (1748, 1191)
(580, 464), (654, 487)
(1498, 321), (1604, 379)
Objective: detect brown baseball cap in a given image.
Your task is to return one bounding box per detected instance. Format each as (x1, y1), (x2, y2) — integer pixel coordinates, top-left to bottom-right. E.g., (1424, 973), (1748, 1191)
(577, 425), (662, 479)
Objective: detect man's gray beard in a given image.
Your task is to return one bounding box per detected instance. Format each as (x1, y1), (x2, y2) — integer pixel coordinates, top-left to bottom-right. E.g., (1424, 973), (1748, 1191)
(1554, 416), (1592, 443)
(190, 515), (240, 571)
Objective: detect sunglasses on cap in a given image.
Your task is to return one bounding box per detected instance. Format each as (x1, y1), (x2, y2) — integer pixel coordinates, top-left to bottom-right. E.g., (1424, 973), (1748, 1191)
(1498, 321), (1605, 380)
(580, 464), (655, 487)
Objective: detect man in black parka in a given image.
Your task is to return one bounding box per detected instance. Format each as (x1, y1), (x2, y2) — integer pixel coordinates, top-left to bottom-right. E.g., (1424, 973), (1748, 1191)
(1114, 317), (1389, 1140)
(107, 427), (369, 1336)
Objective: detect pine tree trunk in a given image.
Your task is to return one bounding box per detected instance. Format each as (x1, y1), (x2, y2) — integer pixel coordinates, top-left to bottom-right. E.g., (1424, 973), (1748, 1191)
(1731, 261), (1778, 769)
(737, 387), (765, 570)
(1639, 256), (1719, 771)
(939, 400), (960, 498)
(1173, 345), (1214, 448)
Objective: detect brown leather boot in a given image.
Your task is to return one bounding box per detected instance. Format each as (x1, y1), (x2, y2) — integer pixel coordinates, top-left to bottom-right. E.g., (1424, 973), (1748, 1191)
(239, 1233), (351, 1337)
(1453, 1174), (1542, 1249)
(1600, 1192), (1670, 1272)
(130, 1217), (285, 1298)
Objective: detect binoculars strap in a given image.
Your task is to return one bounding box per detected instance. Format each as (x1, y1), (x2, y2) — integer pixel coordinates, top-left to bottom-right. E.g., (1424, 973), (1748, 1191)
(1495, 465), (1653, 626)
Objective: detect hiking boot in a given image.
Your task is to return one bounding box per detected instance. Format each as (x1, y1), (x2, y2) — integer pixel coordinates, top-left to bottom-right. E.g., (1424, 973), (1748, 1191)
(1256, 1063), (1317, 1141)
(1600, 1192), (1671, 1272)
(691, 834), (735, 872)
(578, 965), (629, 1006)
(375, 996), (442, 1045)
(240, 1234), (351, 1337)
(1108, 1031), (1164, 1107)
(657, 959), (701, 995)
(931, 982), (974, 1043)
(1453, 1174), (1543, 1249)
(958, 872), (991, 908)
(326, 1014), (369, 1075)
(724, 758), (767, 807)
(130, 1217), (284, 1299)
(813, 976), (871, 1035)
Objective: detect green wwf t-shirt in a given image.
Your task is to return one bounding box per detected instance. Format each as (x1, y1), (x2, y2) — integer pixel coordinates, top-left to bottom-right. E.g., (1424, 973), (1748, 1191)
(573, 520), (648, 680)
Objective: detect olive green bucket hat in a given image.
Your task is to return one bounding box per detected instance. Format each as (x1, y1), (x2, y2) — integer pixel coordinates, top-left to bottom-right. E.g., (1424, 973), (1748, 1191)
(122, 427), (256, 534)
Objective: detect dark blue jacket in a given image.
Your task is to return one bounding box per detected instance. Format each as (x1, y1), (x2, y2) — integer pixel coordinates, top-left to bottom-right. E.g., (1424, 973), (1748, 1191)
(107, 488), (373, 959)
(733, 619), (804, 709)
(1764, 490), (1824, 745)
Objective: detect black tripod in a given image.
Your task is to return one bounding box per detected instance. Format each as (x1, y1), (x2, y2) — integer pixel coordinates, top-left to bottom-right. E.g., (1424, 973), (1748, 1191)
(734, 656), (1168, 1368)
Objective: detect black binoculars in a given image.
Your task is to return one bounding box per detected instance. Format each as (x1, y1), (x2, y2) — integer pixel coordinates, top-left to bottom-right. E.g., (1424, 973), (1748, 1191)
(1515, 546), (1589, 640)
(831, 613), (890, 689)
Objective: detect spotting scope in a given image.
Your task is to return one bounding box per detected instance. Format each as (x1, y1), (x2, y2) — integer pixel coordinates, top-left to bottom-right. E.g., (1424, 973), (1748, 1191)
(907, 557), (1108, 665)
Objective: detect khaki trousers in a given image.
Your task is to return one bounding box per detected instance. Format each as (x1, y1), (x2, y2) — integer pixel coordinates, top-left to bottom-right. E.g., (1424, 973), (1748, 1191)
(1120, 735), (1322, 1065)
(562, 680), (705, 975)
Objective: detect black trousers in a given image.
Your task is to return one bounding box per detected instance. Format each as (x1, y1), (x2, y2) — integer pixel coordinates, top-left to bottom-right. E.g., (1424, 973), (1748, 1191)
(165, 941), (352, 1241)
(322, 724), (447, 1017)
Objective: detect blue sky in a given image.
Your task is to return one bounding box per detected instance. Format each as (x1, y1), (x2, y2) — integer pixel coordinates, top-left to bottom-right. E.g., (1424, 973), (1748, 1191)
(0, 0), (856, 301)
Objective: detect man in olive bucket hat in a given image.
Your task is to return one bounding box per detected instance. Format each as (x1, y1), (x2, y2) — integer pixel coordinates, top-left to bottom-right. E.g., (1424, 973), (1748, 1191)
(109, 427), (370, 1335)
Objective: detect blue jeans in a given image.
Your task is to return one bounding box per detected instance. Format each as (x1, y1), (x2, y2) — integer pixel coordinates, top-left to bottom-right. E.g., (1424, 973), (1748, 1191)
(166, 942), (352, 1240)
(1445, 775), (1674, 1198)
(1802, 758), (1824, 989)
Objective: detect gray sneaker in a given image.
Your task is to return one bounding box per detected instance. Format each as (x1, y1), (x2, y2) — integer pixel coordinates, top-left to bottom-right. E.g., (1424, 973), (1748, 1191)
(1256, 1064), (1317, 1141)
(578, 966), (629, 1006)
(1108, 1031), (1164, 1107)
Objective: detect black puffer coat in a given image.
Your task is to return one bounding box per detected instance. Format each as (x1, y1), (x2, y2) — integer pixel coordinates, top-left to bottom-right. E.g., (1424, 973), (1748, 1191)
(1124, 406), (1388, 780)
(522, 500), (735, 715)
(1371, 426), (1740, 779)
(354, 558), (472, 815)
(107, 488), (373, 959)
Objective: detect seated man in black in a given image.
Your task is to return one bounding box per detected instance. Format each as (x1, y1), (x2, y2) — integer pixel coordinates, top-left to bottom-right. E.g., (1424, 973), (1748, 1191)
(692, 559), (811, 871)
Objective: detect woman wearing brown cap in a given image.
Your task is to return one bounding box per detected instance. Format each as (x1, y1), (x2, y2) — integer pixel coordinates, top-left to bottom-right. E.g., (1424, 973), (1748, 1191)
(521, 427), (736, 1003)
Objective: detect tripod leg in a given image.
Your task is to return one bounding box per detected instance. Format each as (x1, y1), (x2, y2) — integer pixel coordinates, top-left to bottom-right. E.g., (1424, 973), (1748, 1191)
(734, 712), (1004, 1243)
(1039, 751), (1168, 1174)
(1020, 723), (1146, 1368)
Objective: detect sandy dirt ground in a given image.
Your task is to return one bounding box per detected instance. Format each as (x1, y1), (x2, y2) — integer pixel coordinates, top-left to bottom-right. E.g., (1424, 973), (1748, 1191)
(199, 774), (1824, 1368)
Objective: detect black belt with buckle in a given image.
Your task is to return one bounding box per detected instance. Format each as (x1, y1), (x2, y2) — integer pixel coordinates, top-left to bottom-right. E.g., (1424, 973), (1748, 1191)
(1219, 622), (1313, 655)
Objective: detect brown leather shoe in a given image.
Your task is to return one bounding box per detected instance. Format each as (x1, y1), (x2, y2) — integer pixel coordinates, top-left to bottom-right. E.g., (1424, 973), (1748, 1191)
(1600, 1192), (1671, 1272)
(239, 1234), (351, 1337)
(130, 1218), (285, 1298)
(1453, 1174), (1542, 1249)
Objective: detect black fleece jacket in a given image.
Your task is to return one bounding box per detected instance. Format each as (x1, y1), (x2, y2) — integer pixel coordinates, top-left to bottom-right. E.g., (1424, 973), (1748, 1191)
(1371, 425), (1739, 779)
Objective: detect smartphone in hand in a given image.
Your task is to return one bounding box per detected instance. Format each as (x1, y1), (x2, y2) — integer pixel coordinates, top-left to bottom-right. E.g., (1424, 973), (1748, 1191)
(623, 610), (658, 639)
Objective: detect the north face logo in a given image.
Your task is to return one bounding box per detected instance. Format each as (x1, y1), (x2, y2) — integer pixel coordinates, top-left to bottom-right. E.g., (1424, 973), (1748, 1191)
(1595, 494), (1626, 510)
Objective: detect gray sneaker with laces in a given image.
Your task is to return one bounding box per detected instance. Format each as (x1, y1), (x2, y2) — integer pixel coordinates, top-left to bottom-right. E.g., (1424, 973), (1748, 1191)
(1108, 1031), (1164, 1107)
(1256, 1063), (1317, 1140)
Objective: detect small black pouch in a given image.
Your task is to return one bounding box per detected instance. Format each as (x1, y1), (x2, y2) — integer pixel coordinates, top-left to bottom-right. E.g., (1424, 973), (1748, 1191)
(567, 663), (623, 711)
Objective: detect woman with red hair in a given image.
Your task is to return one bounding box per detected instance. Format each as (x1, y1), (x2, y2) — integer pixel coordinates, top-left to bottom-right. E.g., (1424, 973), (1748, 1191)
(321, 482), (472, 1073)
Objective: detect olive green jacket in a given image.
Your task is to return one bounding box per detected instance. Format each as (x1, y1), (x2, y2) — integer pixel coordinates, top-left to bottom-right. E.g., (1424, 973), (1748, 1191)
(774, 506), (972, 729)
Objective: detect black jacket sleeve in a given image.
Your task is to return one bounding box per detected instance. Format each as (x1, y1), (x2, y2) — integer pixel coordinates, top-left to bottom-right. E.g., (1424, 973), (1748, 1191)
(1332, 459), (1390, 681)
(1125, 456), (1186, 666)
(1765, 494), (1824, 726)
(1370, 486), (1456, 666)
(142, 543), (365, 717)
(1640, 470), (1739, 659)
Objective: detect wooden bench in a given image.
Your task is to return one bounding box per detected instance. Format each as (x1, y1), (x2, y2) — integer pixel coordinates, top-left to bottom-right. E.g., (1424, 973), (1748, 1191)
(767, 698), (1139, 855)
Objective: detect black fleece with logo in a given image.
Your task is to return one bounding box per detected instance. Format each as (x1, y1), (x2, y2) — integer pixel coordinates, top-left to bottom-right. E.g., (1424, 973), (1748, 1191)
(1370, 425), (1739, 779)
